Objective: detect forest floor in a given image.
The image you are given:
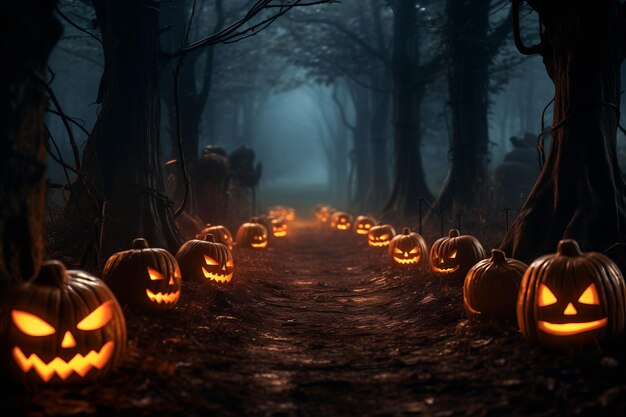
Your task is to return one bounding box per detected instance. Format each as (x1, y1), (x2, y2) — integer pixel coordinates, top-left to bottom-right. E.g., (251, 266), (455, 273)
(3, 219), (626, 417)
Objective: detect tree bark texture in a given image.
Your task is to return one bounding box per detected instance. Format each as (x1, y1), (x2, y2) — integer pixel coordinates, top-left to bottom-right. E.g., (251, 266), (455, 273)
(0, 0), (61, 284)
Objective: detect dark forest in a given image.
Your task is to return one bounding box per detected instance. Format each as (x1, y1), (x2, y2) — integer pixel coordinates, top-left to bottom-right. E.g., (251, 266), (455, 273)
(2, 0), (626, 416)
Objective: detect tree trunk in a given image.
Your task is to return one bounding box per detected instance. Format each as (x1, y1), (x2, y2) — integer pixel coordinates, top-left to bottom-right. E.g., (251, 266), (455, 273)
(501, 0), (626, 262)
(383, 0), (433, 221)
(79, 0), (181, 259)
(367, 76), (391, 212)
(435, 0), (491, 216)
(0, 0), (61, 284)
(350, 84), (371, 210)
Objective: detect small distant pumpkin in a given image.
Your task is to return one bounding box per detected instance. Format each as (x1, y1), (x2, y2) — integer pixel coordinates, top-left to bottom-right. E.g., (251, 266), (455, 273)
(176, 234), (234, 284)
(354, 215), (377, 235)
(269, 205), (296, 221)
(103, 238), (181, 311)
(368, 224), (396, 247)
(429, 229), (486, 282)
(318, 206), (336, 223)
(517, 240), (626, 349)
(463, 249), (527, 320)
(270, 216), (288, 238)
(0, 261), (126, 384)
(196, 224), (233, 250)
(330, 211), (353, 231)
(236, 222), (268, 249)
(388, 228), (428, 268)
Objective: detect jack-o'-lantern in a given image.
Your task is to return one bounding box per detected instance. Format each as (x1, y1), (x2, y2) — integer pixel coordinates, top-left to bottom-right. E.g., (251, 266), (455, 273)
(236, 222), (268, 248)
(103, 238), (181, 311)
(268, 205), (296, 221)
(429, 229), (486, 282)
(196, 224), (233, 250)
(517, 240), (626, 348)
(388, 228), (428, 268)
(270, 217), (288, 238)
(464, 249), (527, 320)
(330, 211), (353, 231)
(318, 206), (336, 223)
(354, 215), (377, 235)
(0, 261), (126, 384)
(368, 224), (396, 247)
(250, 216), (273, 238)
(176, 234), (234, 284)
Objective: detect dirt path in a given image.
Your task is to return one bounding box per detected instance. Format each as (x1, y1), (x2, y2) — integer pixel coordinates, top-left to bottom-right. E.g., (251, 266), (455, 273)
(4, 220), (626, 416)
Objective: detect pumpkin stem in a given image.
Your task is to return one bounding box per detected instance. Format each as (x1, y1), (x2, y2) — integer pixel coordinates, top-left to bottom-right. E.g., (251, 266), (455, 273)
(35, 260), (68, 286)
(490, 249), (507, 263)
(449, 229), (460, 238)
(557, 239), (582, 256)
(402, 227), (410, 235)
(132, 238), (149, 249)
(205, 234), (216, 243)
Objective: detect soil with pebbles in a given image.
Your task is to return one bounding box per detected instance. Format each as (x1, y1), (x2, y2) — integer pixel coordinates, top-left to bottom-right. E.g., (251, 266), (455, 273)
(2, 220), (626, 416)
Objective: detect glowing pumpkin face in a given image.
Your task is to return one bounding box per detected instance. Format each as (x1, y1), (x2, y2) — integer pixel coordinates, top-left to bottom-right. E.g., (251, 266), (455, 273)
(388, 228), (428, 268)
(269, 205), (296, 221)
(271, 217), (288, 238)
(354, 215), (376, 235)
(176, 234), (234, 284)
(103, 238), (181, 311)
(517, 240), (626, 348)
(317, 206), (336, 223)
(236, 222), (268, 249)
(196, 224), (233, 250)
(1, 261), (126, 383)
(429, 229), (486, 282)
(368, 224), (396, 247)
(330, 211), (353, 231)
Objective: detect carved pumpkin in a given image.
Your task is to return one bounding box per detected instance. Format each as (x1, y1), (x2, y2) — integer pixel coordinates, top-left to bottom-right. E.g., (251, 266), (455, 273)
(463, 249), (527, 320)
(429, 229), (486, 281)
(103, 238), (181, 311)
(250, 216), (273, 238)
(270, 216), (288, 238)
(368, 224), (396, 247)
(268, 205), (296, 221)
(330, 211), (353, 231)
(517, 240), (626, 348)
(388, 228), (428, 268)
(0, 261), (126, 384)
(196, 224), (233, 250)
(318, 206), (336, 223)
(354, 215), (377, 235)
(176, 234), (234, 284)
(236, 222), (268, 249)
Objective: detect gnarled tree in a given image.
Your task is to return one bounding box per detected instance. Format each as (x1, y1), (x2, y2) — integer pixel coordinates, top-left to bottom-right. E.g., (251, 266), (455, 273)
(501, 0), (626, 261)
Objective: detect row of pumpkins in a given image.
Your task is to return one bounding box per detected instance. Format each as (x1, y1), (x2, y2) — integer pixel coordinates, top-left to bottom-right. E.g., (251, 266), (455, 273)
(314, 204), (626, 351)
(0, 205), (296, 385)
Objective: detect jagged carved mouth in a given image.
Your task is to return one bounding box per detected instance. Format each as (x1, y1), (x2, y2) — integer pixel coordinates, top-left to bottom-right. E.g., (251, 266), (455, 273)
(369, 240), (389, 247)
(393, 256), (420, 265)
(12, 341), (114, 382)
(251, 241), (268, 248)
(202, 267), (233, 283)
(432, 265), (459, 273)
(538, 318), (608, 336)
(146, 288), (180, 304)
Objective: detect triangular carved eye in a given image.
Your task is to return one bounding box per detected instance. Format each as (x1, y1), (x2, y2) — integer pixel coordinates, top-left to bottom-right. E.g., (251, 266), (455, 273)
(394, 248), (403, 254)
(204, 255), (218, 266)
(148, 267), (165, 280)
(409, 248), (419, 254)
(226, 260), (234, 267)
(11, 310), (56, 336)
(449, 249), (457, 259)
(77, 301), (114, 331)
(578, 284), (600, 305)
(538, 284), (558, 306)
